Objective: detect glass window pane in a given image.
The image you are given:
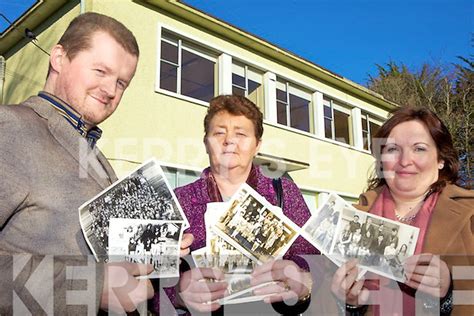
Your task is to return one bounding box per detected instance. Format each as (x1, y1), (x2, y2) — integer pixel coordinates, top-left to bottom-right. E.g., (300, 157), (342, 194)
(289, 94), (310, 132)
(276, 88), (287, 103)
(362, 117), (369, 150)
(362, 117), (368, 132)
(324, 118), (333, 139)
(324, 105), (332, 118)
(248, 79), (260, 96)
(363, 130), (369, 150)
(232, 73), (245, 88)
(162, 168), (177, 189)
(369, 121), (381, 151)
(334, 109), (350, 144)
(277, 101), (287, 126)
(232, 86), (245, 96)
(160, 61), (178, 92)
(178, 170), (200, 187)
(370, 121), (380, 137)
(161, 41), (178, 64)
(181, 49), (215, 102)
(247, 80), (262, 106)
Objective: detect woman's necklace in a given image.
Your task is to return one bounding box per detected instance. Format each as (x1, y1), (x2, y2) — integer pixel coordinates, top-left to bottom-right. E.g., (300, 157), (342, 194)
(393, 194), (427, 224)
(394, 210), (419, 223)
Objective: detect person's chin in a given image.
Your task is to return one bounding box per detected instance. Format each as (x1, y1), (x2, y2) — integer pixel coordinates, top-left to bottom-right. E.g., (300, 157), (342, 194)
(391, 184), (420, 196)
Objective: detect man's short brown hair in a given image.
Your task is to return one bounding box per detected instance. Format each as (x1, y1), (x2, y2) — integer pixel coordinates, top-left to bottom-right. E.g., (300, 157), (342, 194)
(48, 12), (138, 75)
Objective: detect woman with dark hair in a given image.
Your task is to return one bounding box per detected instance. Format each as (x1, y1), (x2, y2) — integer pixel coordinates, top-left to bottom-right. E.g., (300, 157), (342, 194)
(396, 243), (409, 263)
(331, 107), (474, 315)
(161, 95), (317, 314)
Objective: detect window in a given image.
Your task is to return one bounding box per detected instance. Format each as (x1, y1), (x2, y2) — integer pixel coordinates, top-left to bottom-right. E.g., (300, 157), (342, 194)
(323, 98), (352, 145)
(361, 112), (382, 151)
(232, 62), (264, 109)
(276, 80), (311, 132)
(162, 166), (200, 189)
(160, 32), (216, 102)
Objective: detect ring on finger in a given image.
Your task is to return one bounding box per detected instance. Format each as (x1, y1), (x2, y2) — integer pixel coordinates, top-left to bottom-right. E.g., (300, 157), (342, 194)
(281, 281), (291, 292)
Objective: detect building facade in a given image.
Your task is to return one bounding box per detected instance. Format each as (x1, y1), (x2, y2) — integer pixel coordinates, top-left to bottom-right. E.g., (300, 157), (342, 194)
(0, 0), (398, 212)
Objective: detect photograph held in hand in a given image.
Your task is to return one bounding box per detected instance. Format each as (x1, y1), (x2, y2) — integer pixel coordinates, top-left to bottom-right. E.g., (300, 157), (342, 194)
(213, 184), (300, 264)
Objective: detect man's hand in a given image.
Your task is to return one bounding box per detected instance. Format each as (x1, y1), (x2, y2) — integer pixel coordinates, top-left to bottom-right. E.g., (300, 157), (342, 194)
(100, 262), (154, 313)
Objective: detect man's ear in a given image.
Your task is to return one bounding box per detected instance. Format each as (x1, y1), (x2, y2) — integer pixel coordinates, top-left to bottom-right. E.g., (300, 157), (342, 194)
(49, 44), (67, 73)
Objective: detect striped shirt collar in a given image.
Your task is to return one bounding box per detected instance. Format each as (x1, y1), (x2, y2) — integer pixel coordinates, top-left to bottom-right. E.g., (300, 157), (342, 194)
(38, 91), (102, 148)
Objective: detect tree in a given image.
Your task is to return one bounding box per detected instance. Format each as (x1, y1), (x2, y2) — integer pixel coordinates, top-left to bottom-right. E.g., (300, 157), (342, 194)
(367, 54), (473, 188)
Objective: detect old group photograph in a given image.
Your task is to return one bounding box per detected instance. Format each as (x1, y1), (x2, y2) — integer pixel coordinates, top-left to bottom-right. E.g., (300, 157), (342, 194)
(78, 158), (188, 260)
(331, 207), (419, 282)
(301, 193), (346, 256)
(108, 218), (183, 278)
(213, 184), (300, 264)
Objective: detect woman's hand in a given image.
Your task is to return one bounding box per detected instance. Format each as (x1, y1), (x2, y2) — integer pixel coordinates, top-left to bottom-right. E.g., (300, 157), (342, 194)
(177, 267), (227, 312)
(250, 259), (312, 304)
(404, 253), (451, 298)
(331, 259), (369, 306)
(180, 233), (194, 257)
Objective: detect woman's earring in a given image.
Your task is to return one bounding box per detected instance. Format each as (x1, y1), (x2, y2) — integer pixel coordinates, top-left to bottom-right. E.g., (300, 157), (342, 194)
(438, 163), (444, 169)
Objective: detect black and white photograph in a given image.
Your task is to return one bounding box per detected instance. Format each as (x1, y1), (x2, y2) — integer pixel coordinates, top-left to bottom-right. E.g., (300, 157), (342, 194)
(205, 202), (241, 256)
(301, 193), (346, 255)
(108, 218), (183, 278)
(192, 247), (270, 305)
(331, 208), (419, 282)
(192, 247), (257, 274)
(78, 158), (188, 260)
(217, 274), (276, 305)
(213, 184), (300, 264)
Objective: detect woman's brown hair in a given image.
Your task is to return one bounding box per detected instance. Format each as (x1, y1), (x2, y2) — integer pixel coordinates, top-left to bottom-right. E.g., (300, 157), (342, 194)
(204, 95), (264, 140)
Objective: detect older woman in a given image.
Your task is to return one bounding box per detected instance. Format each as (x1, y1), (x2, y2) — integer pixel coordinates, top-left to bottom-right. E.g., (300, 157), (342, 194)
(172, 95), (318, 314)
(331, 107), (474, 315)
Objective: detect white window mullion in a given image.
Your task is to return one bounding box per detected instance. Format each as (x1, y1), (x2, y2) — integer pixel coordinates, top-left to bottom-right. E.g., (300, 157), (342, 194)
(218, 53), (232, 95)
(177, 39), (182, 94)
(313, 91), (325, 137)
(264, 72), (277, 122)
(352, 107), (363, 149)
(244, 65), (249, 96)
(330, 101), (335, 140)
(286, 82), (291, 126)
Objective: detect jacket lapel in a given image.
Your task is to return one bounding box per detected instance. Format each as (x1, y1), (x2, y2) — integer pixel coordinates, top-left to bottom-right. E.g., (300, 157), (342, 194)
(423, 186), (473, 254)
(24, 96), (115, 189)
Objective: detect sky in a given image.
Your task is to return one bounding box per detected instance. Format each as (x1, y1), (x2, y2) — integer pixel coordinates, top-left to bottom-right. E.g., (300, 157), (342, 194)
(1, 0), (471, 85)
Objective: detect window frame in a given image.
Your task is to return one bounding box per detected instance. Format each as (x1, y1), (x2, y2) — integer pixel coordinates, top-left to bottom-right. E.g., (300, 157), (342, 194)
(231, 61), (264, 107)
(275, 79), (312, 133)
(361, 111), (383, 152)
(323, 97), (353, 145)
(158, 30), (218, 104)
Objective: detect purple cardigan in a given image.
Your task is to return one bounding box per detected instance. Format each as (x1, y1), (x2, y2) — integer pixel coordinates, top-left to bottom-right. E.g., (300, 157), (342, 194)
(175, 166), (319, 260)
(155, 166), (319, 313)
